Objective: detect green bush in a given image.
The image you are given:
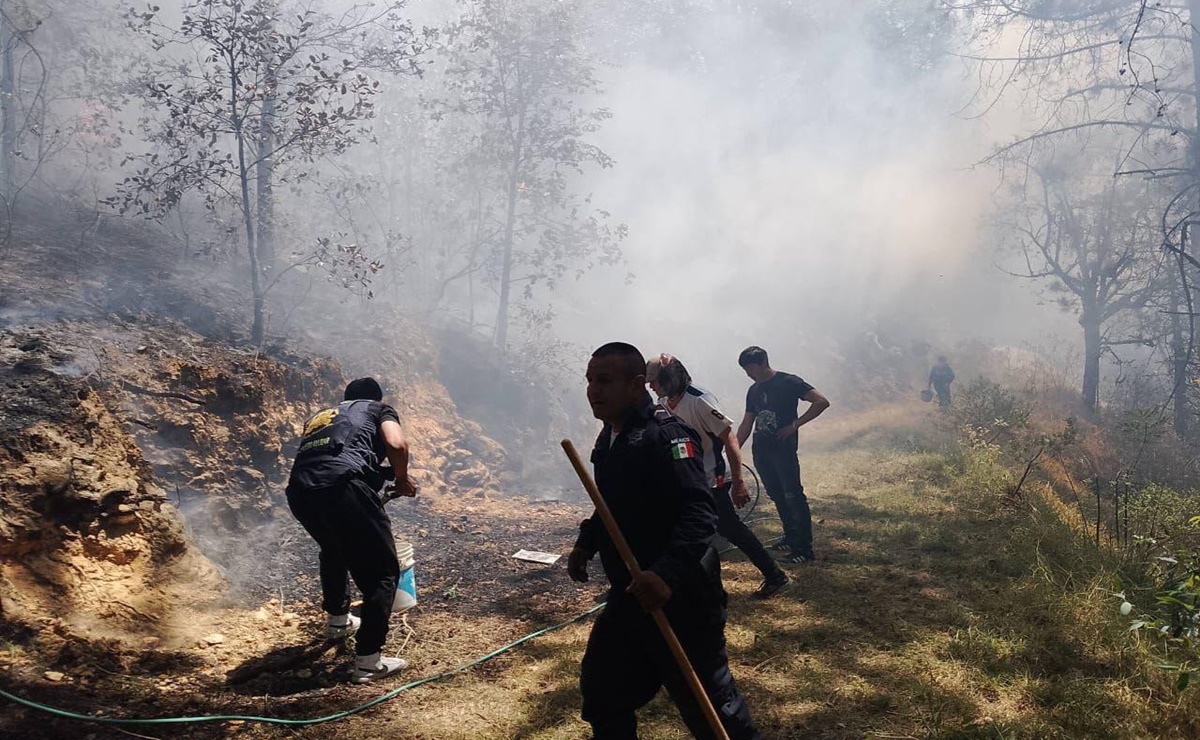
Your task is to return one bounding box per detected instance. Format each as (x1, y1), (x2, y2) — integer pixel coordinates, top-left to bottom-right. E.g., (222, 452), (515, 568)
(1126, 484), (1200, 545)
(957, 429), (1014, 495)
(1122, 514), (1200, 690)
(951, 377), (1031, 443)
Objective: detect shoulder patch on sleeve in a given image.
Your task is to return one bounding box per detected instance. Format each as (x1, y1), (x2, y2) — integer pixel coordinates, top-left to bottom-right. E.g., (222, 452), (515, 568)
(669, 436), (698, 460)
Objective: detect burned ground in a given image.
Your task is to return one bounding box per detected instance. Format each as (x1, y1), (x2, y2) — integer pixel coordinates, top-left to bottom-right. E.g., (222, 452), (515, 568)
(0, 208), (607, 738)
(5, 208), (1200, 740)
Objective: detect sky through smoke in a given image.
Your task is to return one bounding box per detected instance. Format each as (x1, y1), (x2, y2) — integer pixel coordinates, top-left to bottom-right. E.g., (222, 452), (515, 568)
(540, 2), (1074, 401)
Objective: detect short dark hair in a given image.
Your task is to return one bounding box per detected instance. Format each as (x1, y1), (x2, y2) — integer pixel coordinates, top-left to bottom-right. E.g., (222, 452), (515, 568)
(591, 342), (646, 380)
(344, 377), (384, 401)
(738, 346), (769, 368)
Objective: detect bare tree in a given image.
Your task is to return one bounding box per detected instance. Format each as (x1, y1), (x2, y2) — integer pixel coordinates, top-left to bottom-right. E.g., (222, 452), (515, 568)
(108, 0), (422, 345)
(0, 1), (143, 256)
(307, 86), (498, 324)
(952, 0), (1200, 431)
(0, 1), (18, 201)
(1002, 152), (1165, 412)
(435, 0), (625, 352)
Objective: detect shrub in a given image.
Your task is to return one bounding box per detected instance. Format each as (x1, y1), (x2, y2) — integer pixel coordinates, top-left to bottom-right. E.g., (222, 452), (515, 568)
(951, 377), (1031, 443)
(1121, 519), (1200, 690)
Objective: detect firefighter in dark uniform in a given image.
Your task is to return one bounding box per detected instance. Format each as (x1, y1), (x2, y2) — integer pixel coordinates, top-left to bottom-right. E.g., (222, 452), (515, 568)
(567, 343), (760, 740)
(286, 377), (417, 683)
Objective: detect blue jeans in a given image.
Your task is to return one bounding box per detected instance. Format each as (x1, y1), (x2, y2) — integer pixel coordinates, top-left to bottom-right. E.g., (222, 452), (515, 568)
(754, 450), (813, 557)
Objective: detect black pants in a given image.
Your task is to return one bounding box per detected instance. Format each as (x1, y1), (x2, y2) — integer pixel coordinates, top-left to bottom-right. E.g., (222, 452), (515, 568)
(580, 595), (759, 740)
(286, 477), (399, 656)
(754, 450), (813, 557)
(712, 483), (783, 580)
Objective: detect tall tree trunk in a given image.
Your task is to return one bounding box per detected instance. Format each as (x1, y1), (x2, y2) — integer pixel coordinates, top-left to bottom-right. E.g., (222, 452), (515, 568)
(1172, 260), (1190, 436)
(255, 64), (277, 276)
(230, 54), (265, 345)
(402, 142), (413, 304)
(0, 4), (17, 202)
(255, 4), (278, 276)
(1081, 305), (1102, 414)
(1171, 297), (1190, 438)
(494, 144), (522, 352)
(1183, 0), (1200, 435)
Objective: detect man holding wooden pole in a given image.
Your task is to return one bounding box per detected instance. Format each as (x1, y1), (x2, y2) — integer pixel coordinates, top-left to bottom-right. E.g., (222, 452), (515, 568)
(566, 342), (759, 740)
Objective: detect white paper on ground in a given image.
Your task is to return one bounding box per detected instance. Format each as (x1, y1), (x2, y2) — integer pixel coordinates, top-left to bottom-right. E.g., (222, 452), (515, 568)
(512, 549), (561, 564)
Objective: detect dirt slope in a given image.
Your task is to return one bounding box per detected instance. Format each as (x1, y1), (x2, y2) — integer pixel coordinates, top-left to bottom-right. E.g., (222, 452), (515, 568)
(0, 204), (605, 738)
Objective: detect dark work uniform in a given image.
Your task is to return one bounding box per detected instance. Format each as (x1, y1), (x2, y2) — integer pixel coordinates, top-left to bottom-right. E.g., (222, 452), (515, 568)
(575, 397), (759, 740)
(286, 399), (400, 656)
(929, 363), (955, 408)
(746, 372), (816, 559)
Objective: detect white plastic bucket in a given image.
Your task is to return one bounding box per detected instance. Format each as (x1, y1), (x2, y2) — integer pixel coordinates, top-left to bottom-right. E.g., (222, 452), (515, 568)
(393, 541), (417, 613)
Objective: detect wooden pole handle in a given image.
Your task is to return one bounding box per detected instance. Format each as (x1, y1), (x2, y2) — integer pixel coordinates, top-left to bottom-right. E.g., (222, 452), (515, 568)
(562, 439), (731, 740)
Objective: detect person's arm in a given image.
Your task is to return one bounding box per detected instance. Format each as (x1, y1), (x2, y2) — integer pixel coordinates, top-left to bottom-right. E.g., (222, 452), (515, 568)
(796, 388), (830, 428)
(648, 449), (715, 587)
(720, 427), (751, 507)
(631, 430), (717, 611)
(927, 369), (934, 390)
(380, 419), (415, 496)
(775, 383), (831, 440)
(568, 516), (598, 582)
(736, 410), (755, 447)
(697, 396), (749, 507)
(570, 435), (611, 582)
(947, 367), (956, 383)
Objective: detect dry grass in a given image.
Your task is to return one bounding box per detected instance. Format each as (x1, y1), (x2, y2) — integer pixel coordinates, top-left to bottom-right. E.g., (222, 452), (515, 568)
(11, 406), (1200, 739)
(240, 406), (1198, 739)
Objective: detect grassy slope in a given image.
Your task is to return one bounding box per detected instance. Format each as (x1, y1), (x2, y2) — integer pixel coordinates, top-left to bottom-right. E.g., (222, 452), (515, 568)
(267, 405), (1200, 739)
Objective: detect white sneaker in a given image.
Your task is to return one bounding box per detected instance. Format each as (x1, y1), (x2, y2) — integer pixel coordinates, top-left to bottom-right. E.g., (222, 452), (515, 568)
(351, 653), (408, 684)
(325, 613), (361, 641)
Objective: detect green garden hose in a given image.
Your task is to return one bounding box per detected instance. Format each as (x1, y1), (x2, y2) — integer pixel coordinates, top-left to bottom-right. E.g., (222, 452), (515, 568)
(0, 603), (605, 728)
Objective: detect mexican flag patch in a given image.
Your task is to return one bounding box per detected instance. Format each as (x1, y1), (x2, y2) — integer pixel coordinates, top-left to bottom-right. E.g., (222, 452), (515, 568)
(670, 438), (697, 460)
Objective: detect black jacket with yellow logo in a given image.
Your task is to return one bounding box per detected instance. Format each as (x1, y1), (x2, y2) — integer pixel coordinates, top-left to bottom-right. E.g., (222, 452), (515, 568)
(286, 399), (398, 492)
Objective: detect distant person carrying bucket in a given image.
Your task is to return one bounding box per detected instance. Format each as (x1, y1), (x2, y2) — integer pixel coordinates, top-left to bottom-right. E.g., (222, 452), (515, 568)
(285, 377), (418, 684)
(927, 356), (955, 409)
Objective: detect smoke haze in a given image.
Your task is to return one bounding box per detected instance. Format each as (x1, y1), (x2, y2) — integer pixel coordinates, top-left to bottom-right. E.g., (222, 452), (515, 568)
(542, 3), (1075, 402)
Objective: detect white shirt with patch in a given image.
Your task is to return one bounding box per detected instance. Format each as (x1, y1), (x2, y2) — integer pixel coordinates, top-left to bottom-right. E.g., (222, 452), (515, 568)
(661, 384), (733, 488)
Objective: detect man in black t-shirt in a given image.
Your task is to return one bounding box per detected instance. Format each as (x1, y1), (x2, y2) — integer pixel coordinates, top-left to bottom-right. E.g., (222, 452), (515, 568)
(286, 377), (417, 684)
(735, 347), (830, 563)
